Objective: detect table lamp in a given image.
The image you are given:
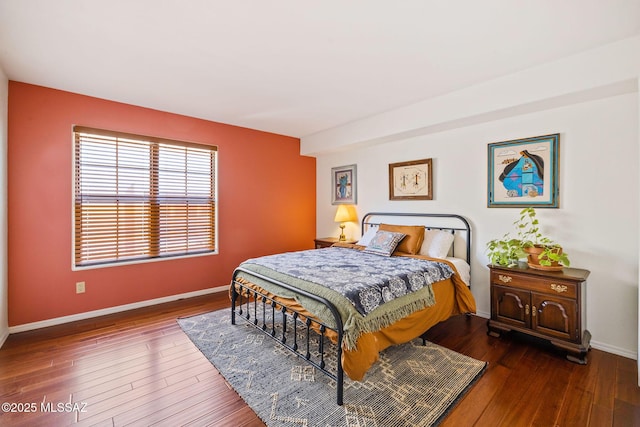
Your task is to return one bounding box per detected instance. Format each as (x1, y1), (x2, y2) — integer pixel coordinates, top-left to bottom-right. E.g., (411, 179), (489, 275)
(334, 205), (357, 241)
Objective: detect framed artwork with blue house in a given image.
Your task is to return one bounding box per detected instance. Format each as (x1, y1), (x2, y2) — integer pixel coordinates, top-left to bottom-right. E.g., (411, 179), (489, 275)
(487, 134), (560, 208)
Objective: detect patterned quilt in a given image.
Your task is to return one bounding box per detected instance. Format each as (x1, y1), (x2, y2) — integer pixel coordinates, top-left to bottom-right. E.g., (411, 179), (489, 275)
(242, 247), (454, 316)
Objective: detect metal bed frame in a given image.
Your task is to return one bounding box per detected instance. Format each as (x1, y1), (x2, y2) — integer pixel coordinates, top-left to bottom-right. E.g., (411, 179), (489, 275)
(230, 212), (472, 406)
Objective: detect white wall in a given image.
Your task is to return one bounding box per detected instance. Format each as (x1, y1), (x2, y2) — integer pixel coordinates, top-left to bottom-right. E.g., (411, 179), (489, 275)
(309, 37), (640, 360)
(0, 66), (8, 347)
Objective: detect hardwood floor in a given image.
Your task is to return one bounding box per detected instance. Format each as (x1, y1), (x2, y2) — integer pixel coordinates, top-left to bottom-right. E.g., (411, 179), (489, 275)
(0, 291), (638, 426)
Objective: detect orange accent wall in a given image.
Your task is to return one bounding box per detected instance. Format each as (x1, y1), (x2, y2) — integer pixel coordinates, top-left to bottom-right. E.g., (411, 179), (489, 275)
(7, 82), (316, 326)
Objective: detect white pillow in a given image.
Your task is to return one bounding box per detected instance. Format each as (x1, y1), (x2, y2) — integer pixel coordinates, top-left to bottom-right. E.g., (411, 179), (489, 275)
(356, 227), (378, 246)
(420, 230), (455, 259)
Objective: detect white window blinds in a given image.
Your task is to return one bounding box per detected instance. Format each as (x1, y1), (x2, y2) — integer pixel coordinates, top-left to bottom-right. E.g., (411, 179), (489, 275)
(74, 126), (217, 267)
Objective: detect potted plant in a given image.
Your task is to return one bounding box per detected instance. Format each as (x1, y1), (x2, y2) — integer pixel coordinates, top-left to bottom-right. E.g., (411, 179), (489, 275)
(486, 208), (570, 270)
(513, 207), (570, 270)
(486, 234), (527, 268)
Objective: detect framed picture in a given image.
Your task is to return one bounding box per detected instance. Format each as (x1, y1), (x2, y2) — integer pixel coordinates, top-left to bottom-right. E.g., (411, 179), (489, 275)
(331, 164), (357, 204)
(487, 133), (560, 208)
(389, 158), (433, 200)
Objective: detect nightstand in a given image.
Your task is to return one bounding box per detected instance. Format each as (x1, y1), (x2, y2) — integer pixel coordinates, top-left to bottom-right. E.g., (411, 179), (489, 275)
(487, 264), (591, 364)
(314, 237), (357, 249)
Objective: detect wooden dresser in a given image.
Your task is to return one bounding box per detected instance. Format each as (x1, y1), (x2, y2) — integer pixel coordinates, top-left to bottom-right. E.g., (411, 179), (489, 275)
(487, 264), (591, 364)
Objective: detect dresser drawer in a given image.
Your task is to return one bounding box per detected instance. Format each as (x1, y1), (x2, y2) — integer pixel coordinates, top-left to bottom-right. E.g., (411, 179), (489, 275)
(490, 271), (577, 298)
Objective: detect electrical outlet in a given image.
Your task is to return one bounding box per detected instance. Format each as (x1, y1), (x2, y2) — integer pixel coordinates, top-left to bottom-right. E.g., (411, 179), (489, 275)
(76, 281), (86, 294)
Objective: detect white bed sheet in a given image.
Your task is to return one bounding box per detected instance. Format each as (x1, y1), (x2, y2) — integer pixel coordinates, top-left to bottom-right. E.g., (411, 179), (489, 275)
(446, 257), (470, 286)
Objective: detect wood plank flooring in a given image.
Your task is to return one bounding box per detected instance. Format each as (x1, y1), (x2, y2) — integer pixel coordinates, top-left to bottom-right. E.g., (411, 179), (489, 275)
(0, 291), (638, 426)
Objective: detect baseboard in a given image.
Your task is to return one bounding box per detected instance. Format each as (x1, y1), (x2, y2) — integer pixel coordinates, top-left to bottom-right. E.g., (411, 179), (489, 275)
(0, 329), (8, 349)
(475, 310), (490, 319)
(7, 286), (228, 335)
(590, 340), (637, 360)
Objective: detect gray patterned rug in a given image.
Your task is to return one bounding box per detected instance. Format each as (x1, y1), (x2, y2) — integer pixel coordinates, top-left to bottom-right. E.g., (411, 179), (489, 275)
(178, 309), (486, 427)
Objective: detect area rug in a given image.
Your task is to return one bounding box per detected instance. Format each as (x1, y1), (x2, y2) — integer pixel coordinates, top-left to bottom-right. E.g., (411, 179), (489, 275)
(178, 309), (486, 427)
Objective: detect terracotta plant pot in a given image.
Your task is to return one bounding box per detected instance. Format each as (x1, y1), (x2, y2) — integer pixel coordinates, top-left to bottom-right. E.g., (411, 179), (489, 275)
(525, 245), (563, 271)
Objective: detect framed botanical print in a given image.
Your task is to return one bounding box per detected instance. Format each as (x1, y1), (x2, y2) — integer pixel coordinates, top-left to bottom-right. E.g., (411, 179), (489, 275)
(389, 158), (433, 200)
(487, 133), (560, 208)
(331, 164), (357, 205)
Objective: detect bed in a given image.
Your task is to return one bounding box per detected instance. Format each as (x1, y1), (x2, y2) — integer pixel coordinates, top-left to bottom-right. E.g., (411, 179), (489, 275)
(230, 212), (476, 405)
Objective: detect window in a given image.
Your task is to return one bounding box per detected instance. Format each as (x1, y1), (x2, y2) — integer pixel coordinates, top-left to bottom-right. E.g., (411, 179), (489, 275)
(73, 126), (217, 267)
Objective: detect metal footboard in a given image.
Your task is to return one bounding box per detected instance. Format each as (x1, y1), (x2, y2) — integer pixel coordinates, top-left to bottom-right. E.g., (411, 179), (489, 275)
(230, 266), (345, 405)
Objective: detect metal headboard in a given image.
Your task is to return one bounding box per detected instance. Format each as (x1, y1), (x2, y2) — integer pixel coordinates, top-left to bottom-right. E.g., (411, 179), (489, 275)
(361, 212), (472, 267)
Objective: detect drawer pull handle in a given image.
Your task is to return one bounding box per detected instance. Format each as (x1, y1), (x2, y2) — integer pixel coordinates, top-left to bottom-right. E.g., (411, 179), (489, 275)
(532, 305), (537, 316)
(525, 304), (529, 315)
(498, 275), (512, 283)
(550, 284), (568, 293)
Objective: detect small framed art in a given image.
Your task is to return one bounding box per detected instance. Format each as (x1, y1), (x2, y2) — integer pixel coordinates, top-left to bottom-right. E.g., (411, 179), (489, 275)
(389, 158), (433, 200)
(331, 164), (357, 205)
(487, 133), (560, 208)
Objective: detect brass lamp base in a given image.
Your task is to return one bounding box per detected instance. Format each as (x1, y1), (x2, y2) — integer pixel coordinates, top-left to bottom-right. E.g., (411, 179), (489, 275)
(338, 224), (346, 241)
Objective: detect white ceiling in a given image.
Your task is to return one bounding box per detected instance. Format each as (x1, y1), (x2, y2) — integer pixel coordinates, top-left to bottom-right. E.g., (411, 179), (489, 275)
(0, 0), (638, 138)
